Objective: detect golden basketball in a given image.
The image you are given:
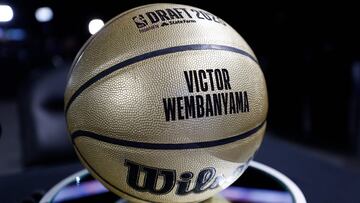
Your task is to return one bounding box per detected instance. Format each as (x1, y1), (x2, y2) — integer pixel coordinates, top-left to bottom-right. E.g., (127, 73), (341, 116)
(65, 3), (268, 203)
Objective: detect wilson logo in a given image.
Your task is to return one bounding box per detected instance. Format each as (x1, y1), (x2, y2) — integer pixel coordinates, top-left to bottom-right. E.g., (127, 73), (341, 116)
(124, 159), (220, 195)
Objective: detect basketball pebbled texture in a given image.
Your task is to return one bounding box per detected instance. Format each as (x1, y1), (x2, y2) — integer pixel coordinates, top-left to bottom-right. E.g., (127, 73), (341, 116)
(65, 3), (268, 203)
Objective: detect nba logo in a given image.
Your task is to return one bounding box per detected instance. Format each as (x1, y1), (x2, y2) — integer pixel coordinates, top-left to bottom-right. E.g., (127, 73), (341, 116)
(132, 15), (148, 28)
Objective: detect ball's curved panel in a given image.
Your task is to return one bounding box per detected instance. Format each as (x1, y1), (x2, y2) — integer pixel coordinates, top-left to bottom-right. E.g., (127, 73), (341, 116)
(65, 3), (268, 203)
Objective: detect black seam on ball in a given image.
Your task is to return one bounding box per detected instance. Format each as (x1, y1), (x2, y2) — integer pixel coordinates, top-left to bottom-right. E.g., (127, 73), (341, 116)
(65, 44), (258, 114)
(71, 121), (265, 150)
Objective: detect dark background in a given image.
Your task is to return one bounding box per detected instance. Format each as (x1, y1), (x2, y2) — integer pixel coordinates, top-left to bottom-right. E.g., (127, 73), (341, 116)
(0, 0), (360, 202)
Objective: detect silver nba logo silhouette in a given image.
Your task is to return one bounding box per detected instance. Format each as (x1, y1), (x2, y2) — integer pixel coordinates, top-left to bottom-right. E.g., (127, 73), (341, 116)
(132, 15), (148, 28)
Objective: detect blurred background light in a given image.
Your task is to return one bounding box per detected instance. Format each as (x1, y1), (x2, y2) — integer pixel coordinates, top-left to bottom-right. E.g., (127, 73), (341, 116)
(35, 7), (53, 22)
(6, 28), (26, 41)
(0, 28), (26, 41)
(88, 19), (104, 35)
(0, 27), (4, 38)
(0, 5), (14, 22)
